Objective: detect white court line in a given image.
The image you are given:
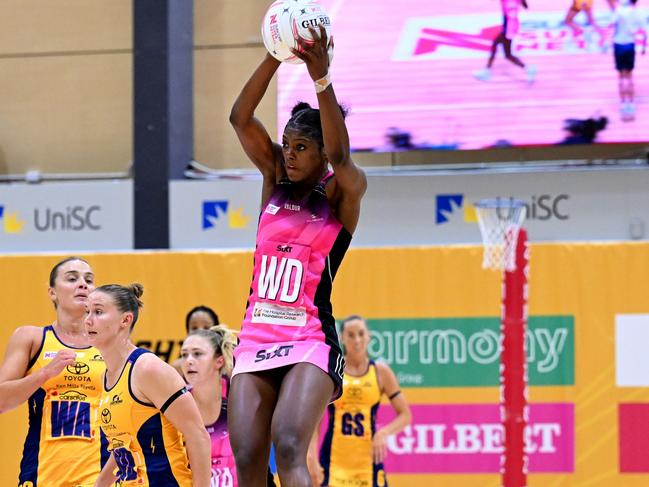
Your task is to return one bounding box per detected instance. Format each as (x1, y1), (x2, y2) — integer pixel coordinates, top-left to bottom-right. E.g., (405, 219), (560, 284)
(277, 0), (346, 109)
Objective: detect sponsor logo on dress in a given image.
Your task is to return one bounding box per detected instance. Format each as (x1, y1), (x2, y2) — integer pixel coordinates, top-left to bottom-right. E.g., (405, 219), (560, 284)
(101, 408), (112, 424)
(59, 390), (88, 401)
(111, 438), (125, 449)
(66, 361), (90, 375)
(110, 393), (124, 406)
(251, 302), (307, 327)
(265, 204), (281, 215)
(307, 213), (324, 223)
(254, 344), (294, 363)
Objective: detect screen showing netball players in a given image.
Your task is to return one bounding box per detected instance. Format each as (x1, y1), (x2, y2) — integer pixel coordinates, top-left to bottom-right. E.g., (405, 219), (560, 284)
(276, 0), (648, 150)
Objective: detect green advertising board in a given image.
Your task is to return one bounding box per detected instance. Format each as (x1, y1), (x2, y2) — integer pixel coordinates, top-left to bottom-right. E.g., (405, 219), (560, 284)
(365, 316), (574, 387)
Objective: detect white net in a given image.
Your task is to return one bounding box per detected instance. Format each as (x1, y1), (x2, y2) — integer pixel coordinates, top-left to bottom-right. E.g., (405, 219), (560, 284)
(475, 198), (527, 271)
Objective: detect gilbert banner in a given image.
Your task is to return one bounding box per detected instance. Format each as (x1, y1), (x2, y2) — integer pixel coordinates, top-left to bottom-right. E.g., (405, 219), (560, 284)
(379, 403), (574, 473)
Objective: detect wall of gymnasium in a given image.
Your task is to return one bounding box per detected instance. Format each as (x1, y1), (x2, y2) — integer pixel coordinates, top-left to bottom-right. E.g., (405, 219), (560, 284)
(2, 243), (649, 486)
(0, 0), (274, 176)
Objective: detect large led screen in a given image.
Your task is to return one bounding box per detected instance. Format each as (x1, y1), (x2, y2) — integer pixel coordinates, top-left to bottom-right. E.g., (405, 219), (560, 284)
(276, 0), (648, 151)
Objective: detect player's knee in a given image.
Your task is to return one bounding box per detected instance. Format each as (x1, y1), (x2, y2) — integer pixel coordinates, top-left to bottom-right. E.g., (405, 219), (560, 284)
(273, 430), (304, 469)
(233, 443), (265, 472)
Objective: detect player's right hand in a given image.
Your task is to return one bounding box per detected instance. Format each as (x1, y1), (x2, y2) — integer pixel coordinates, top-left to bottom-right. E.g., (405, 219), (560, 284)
(292, 24), (330, 83)
(43, 350), (77, 379)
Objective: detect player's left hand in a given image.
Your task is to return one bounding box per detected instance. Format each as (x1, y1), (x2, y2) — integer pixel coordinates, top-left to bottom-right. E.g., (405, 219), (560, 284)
(372, 429), (388, 464)
(291, 24), (332, 82)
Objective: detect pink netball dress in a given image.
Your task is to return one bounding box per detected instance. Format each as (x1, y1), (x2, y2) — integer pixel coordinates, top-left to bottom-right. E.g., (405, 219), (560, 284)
(502, 0), (521, 40)
(232, 172), (350, 397)
(206, 399), (238, 487)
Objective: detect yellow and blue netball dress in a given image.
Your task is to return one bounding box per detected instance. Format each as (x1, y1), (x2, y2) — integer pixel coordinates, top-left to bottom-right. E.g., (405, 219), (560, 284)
(319, 360), (388, 487)
(19, 325), (108, 487)
(98, 348), (192, 486)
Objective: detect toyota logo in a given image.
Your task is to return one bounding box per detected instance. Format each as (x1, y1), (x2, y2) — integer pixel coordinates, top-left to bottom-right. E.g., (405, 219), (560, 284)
(66, 362), (90, 375)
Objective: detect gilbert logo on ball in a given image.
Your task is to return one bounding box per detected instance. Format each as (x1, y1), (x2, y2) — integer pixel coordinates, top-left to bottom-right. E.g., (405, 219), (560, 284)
(261, 0), (332, 64)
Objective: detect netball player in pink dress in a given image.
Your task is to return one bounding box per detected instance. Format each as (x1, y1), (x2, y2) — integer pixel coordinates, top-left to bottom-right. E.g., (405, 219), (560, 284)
(228, 25), (367, 487)
(474, 0), (537, 83)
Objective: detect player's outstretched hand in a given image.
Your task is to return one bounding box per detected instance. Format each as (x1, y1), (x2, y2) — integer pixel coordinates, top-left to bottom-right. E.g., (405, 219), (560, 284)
(291, 24), (332, 82)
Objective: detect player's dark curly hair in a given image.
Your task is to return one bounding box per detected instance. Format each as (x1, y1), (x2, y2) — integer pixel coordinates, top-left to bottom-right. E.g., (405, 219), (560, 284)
(284, 101), (349, 148)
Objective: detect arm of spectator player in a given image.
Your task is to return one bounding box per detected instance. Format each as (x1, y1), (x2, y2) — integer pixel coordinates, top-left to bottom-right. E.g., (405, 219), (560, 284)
(132, 355), (211, 487)
(307, 420), (324, 486)
(373, 362), (412, 464)
(0, 326), (76, 414)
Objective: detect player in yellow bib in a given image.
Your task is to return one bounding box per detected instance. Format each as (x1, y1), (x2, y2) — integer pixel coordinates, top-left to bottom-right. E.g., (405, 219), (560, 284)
(565, 0), (616, 48)
(310, 315), (412, 487)
(0, 257), (108, 487)
(86, 283), (211, 487)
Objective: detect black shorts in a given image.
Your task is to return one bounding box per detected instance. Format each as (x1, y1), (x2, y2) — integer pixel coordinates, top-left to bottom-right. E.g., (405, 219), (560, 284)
(614, 43), (636, 72)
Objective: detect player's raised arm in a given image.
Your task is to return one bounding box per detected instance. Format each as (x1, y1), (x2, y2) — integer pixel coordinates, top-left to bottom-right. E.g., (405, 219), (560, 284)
(229, 54), (283, 186)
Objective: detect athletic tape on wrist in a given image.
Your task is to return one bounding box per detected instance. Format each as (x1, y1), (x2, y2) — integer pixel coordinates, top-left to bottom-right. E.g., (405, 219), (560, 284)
(314, 72), (331, 93)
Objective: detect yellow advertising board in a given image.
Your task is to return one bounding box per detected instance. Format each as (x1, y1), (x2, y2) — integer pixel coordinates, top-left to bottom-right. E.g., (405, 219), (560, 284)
(0, 243), (648, 486)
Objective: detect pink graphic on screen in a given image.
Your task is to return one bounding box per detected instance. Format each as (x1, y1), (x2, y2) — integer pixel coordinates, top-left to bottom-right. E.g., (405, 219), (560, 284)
(277, 0), (648, 151)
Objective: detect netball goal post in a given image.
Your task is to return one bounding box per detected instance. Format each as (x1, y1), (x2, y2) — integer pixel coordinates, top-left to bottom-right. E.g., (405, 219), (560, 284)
(475, 198), (529, 487)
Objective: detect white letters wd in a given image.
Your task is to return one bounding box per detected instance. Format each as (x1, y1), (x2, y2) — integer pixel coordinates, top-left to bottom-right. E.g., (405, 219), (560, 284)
(259, 255), (303, 303)
(259, 255), (285, 299)
(280, 259), (302, 303)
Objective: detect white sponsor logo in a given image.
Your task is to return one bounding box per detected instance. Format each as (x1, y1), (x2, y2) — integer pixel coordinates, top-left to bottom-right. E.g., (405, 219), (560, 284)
(252, 302), (306, 327)
(265, 204), (280, 215)
(370, 327), (568, 373)
(284, 203), (300, 211)
(388, 422), (561, 455)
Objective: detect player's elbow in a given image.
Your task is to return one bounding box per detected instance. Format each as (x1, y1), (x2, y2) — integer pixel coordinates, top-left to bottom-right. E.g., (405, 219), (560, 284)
(229, 107), (243, 128)
(229, 102), (250, 129)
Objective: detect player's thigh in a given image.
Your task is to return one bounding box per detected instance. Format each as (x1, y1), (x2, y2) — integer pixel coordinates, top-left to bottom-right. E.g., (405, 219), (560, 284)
(229, 371), (278, 453)
(271, 363), (333, 455)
